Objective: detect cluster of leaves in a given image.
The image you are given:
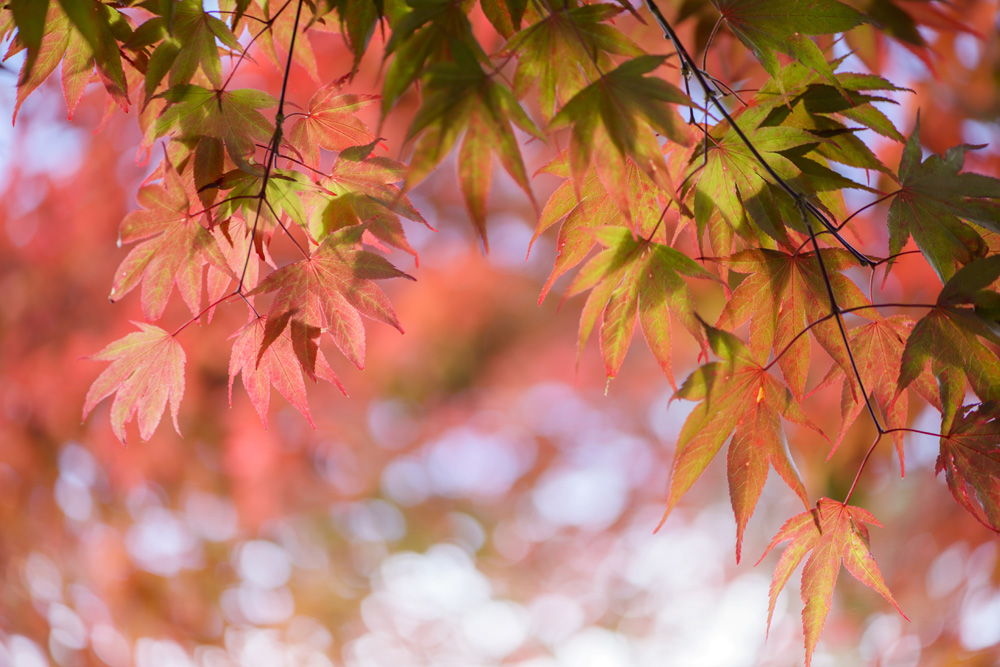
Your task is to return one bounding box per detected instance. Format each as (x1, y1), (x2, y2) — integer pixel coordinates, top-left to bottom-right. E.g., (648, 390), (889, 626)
(5, 0), (1000, 662)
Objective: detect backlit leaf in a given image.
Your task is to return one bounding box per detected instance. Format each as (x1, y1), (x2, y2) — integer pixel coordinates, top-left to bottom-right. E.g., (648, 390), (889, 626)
(664, 324), (819, 560)
(759, 499), (906, 667)
(83, 322), (186, 442)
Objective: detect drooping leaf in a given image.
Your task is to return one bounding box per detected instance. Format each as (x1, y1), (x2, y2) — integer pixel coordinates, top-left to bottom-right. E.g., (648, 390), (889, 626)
(886, 116), (1000, 282)
(229, 315), (345, 429)
(480, 0), (526, 39)
(936, 382), (1000, 532)
(712, 0), (870, 96)
(248, 226), (414, 376)
(381, 0), (479, 113)
(549, 55), (690, 209)
(898, 259), (1000, 403)
(405, 51), (541, 247)
(318, 0), (381, 72)
(664, 324), (820, 560)
(572, 227), (715, 386)
(718, 248), (873, 399)
(10, 0), (130, 121)
(83, 322), (186, 442)
(759, 498), (906, 667)
(111, 160), (232, 320)
(827, 315), (938, 472)
(504, 3), (643, 119)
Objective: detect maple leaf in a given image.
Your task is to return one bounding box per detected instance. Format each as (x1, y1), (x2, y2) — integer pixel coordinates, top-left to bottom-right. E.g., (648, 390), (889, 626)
(898, 257), (1000, 404)
(381, 0), (480, 114)
(405, 50), (542, 247)
(83, 322), (186, 442)
(535, 156), (668, 302)
(147, 85), (277, 169)
(480, 0), (526, 39)
(759, 498), (907, 667)
(887, 116), (1000, 282)
(718, 249), (873, 399)
(827, 316), (938, 472)
(285, 85), (378, 168)
(111, 160), (232, 320)
(504, 3), (643, 120)
(936, 372), (1000, 532)
(309, 155), (431, 257)
(549, 55), (690, 212)
(229, 315), (345, 429)
(711, 0), (870, 97)
(215, 166), (316, 239)
(685, 105), (818, 253)
(565, 227), (715, 386)
(125, 0), (242, 103)
(245, 0), (322, 81)
(248, 226), (414, 376)
(10, 0), (130, 121)
(320, 0), (381, 72)
(663, 323), (820, 560)
(754, 63), (908, 177)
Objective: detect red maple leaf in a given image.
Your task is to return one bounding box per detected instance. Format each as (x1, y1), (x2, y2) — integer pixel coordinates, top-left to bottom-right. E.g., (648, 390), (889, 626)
(83, 322), (186, 442)
(286, 86), (378, 167)
(248, 226), (414, 376)
(111, 159), (232, 320)
(759, 498), (907, 667)
(229, 316), (345, 429)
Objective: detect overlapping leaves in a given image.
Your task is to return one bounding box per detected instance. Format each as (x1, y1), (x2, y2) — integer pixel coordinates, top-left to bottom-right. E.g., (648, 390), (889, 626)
(664, 324), (820, 560)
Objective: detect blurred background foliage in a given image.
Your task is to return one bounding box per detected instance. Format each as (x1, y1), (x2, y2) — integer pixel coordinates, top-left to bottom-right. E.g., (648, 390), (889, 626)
(1, 1), (1000, 665)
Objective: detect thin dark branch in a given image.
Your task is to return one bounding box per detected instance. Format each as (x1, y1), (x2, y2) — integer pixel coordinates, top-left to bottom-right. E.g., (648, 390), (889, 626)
(640, 0), (872, 268)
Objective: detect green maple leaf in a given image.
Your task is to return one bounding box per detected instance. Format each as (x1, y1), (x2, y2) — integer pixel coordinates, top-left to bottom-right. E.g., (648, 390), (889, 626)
(148, 84), (277, 169)
(309, 156), (430, 258)
(759, 499), (906, 667)
(685, 105), (818, 253)
(229, 315), (344, 429)
(381, 0), (479, 113)
(568, 227), (715, 387)
(887, 116), (1000, 282)
(664, 324), (820, 560)
(405, 51), (541, 248)
(127, 0), (242, 103)
(549, 55), (690, 211)
(899, 256), (1000, 403)
(320, 0), (382, 72)
(248, 226), (414, 376)
(754, 63), (909, 177)
(84, 322), (186, 443)
(10, 0), (130, 121)
(480, 0), (526, 38)
(718, 248), (872, 399)
(111, 160), (232, 321)
(216, 167), (316, 238)
(285, 86), (378, 167)
(504, 3), (643, 120)
(9, 0), (49, 84)
(535, 156), (667, 302)
(712, 0), (870, 96)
